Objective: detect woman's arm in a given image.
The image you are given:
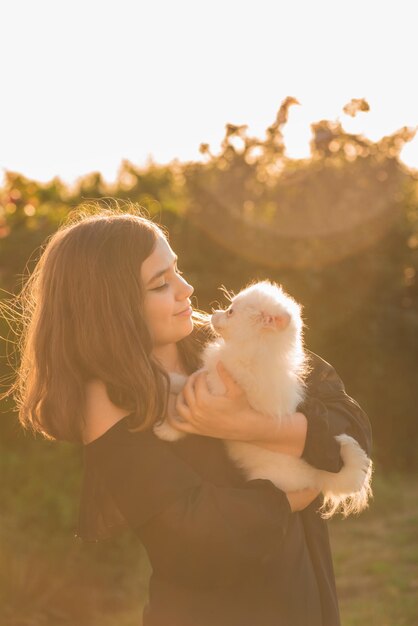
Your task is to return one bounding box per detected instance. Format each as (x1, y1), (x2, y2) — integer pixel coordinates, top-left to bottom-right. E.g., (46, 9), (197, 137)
(87, 425), (318, 588)
(297, 350), (372, 472)
(170, 353), (372, 472)
(248, 410), (308, 457)
(245, 352), (372, 472)
(168, 362), (307, 449)
(138, 480), (318, 588)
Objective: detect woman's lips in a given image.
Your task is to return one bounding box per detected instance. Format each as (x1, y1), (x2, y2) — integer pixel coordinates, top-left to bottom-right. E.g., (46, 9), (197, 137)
(174, 306), (192, 317)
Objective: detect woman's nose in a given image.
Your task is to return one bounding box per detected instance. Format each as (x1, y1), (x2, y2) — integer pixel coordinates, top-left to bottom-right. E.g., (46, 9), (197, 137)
(178, 276), (194, 299)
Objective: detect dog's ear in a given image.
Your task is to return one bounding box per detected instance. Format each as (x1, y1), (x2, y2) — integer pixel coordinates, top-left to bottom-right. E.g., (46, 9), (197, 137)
(259, 311), (291, 331)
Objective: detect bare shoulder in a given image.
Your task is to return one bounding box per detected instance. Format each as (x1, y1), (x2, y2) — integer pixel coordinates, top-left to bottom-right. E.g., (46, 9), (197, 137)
(82, 379), (130, 445)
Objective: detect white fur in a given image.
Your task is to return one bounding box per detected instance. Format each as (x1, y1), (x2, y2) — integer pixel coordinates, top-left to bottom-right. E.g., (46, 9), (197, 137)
(154, 280), (373, 519)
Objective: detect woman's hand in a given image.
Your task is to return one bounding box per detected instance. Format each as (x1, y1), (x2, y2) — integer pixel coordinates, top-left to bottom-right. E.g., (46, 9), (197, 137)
(286, 488), (321, 512)
(166, 362), (308, 456)
(166, 362), (274, 441)
(250, 411), (308, 458)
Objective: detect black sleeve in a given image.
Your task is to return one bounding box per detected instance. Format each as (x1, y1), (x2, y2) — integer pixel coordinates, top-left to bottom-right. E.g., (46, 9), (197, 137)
(298, 351), (373, 473)
(92, 426), (293, 587)
(138, 478), (292, 587)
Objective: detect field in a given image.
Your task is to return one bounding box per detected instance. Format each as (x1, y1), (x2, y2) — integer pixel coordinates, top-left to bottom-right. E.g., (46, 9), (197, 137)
(330, 471), (418, 626)
(2, 469), (417, 626)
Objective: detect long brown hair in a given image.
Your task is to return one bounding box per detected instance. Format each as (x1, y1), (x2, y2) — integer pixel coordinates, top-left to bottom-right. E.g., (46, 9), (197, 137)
(5, 201), (214, 443)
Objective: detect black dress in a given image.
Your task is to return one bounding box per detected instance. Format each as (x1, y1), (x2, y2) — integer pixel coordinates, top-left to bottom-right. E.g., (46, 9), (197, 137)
(78, 352), (372, 626)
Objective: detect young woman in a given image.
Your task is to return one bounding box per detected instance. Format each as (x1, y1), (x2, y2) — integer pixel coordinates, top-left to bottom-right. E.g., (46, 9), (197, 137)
(14, 205), (372, 626)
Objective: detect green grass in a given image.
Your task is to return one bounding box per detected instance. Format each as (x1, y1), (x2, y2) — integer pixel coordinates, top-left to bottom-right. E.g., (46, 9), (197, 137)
(1, 470), (417, 625)
(329, 471), (418, 626)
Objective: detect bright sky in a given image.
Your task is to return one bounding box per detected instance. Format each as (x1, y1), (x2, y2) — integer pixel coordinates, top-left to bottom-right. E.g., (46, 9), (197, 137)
(1, 0), (417, 184)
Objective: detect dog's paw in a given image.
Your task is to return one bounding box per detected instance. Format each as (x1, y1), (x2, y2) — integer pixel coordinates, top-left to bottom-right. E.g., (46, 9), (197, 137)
(336, 434), (371, 480)
(153, 420), (186, 441)
(169, 372), (187, 394)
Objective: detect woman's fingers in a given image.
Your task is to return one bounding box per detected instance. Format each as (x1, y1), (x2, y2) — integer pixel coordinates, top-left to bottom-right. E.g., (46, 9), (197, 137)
(170, 391), (195, 432)
(194, 370), (211, 406)
(286, 487), (321, 512)
(172, 371), (213, 434)
(181, 370), (199, 413)
(175, 391), (191, 420)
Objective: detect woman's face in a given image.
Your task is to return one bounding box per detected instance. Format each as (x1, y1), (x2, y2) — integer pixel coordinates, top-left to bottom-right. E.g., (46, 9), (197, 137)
(141, 236), (194, 347)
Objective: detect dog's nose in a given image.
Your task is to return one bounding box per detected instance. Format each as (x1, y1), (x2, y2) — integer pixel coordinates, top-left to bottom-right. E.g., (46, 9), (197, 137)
(210, 310), (223, 329)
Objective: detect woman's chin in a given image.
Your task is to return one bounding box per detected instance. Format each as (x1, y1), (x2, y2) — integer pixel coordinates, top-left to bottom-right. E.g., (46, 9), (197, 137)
(176, 317), (194, 339)
(183, 318), (194, 333)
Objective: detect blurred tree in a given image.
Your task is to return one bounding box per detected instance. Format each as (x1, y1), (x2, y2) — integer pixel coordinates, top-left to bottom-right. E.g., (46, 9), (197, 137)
(0, 99), (417, 472)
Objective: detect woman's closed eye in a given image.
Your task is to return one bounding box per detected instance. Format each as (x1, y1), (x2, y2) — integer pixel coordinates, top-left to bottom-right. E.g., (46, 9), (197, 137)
(151, 283), (168, 291)
(150, 267), (184, 291)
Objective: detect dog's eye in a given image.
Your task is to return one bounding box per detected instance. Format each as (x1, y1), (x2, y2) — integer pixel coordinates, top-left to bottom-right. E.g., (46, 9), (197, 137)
(227, 308), (234, 316)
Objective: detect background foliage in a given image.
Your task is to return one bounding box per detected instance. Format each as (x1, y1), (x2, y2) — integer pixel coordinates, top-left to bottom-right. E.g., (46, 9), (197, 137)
(1, 98), (417, 624)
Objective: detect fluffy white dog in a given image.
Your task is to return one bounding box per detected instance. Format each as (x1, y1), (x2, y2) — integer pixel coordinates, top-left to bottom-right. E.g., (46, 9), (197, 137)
(154, 280), (373, 519)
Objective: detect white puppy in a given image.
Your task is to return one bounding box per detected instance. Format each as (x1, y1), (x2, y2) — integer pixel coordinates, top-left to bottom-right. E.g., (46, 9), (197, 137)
(154, 280), (373, 518)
